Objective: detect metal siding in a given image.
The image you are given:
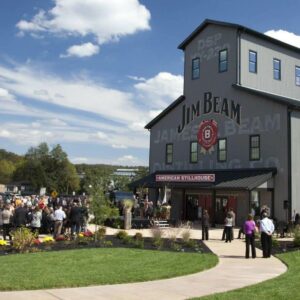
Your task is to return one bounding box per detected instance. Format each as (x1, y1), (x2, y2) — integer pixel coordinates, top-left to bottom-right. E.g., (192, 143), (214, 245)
(240, 33), (300, 101)
(148, 24), (290, 222)
(291, 111), (300, 215)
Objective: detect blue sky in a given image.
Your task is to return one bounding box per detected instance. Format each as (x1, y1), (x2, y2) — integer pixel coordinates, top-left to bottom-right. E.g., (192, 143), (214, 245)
(0, 0), (300, 166)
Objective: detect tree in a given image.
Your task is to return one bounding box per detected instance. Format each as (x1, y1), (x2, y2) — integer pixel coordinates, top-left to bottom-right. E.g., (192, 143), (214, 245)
(14, 143), (79, 194)
(0, 160), (16, 184)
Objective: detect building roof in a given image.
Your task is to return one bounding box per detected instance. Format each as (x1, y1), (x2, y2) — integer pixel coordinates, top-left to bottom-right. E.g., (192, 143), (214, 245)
(144, 95), (185, 129)
(129, 168), (276, 190)
(178, 19), (300, 54)
(233, 84), (300, 111)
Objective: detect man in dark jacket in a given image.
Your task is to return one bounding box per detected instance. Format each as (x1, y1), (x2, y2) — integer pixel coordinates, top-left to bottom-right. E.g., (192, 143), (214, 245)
(14, 203), (29, 227)
(70, 202), (82, 236)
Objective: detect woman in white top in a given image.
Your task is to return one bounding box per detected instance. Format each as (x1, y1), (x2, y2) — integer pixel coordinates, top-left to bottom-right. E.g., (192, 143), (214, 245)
(224, 213), (233, 243)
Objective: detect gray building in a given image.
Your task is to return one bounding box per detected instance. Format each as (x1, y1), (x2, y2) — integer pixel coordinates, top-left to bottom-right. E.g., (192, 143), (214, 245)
(132, 19), (300, 226)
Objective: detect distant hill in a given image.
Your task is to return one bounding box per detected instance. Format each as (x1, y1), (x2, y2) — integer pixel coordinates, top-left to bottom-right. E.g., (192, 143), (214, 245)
(0, 149), (23, 163)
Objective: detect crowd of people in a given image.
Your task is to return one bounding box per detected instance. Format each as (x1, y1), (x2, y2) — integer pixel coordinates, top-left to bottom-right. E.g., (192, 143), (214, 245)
(200, 205), (298, 259)
(0, 194), (89, 241)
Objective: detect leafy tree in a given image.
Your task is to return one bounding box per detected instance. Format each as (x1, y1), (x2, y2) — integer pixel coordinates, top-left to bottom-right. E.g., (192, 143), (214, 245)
(14, 143), (79, 194)
(90, 186), (119, 225)
(0, 159), (16, 184)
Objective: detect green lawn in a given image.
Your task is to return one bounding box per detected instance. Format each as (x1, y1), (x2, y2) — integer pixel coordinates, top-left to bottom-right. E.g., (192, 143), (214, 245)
(192, 250), (300, 300)
(0, 248), (217, 291)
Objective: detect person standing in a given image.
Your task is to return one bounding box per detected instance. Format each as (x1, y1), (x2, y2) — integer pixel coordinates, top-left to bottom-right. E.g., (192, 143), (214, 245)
(70, 202), (82, 237)
(244, 214), (256, 259)
(30, 206), (43, 237)
(260, 212), (275, 258)
(201, 210), (210, 240)
(2, 204), (13, 241)
(13, 202), (28, 228)
(53, 205), (66, 238)
(224, 212), (233, 243)
(229, 208), (236, 239)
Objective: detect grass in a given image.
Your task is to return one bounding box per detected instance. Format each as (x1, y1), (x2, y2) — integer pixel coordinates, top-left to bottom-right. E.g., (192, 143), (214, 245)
(0, 248), (217, 291)
(191, 250), (300, 300)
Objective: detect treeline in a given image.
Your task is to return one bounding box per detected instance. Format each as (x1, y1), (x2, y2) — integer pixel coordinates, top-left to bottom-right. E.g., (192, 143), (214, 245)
(0, 144), (148, 195)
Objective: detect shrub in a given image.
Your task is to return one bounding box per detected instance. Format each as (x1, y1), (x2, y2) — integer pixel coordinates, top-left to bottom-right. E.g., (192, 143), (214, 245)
(123, 235), (133, 245)
(116, 230), (128, 240)
(95, 227), (106, 240)
(272, 238), (279, 248)
(134, 232), (143, 240)
(103, 240), (113, 247)
(43, 236), (55, 244)
(133, 239), (144, 249)
(112, 218), (123, 229)
(170, 241), (182, 251)
(11, 227), (36, 253)
(0, 240), (9, 247)
(294, 225), (300, 247)
(151, 226), (164, 249)
(181, 229), (191, 244)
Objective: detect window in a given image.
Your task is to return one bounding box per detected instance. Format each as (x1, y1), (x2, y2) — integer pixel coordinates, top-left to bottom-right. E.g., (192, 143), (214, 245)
(249, 50), (257, 73)
(190, 141), (198, 163)
(273, 59), (281, 80)
(250, 135), (260, 161)
(217, 138), (227, 162)
(166, 143), (173, 164)
(296, 66), (300, 86)
(192, 57), (200, 79)
(219, 49), (228, 72)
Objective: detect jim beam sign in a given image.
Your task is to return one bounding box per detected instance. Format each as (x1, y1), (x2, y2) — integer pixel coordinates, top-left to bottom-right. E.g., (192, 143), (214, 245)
(197, 119), (218, 154)
(156, 174), (215, 182)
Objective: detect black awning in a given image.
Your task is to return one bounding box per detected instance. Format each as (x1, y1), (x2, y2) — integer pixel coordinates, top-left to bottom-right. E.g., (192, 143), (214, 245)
(129, 168), (276, 190)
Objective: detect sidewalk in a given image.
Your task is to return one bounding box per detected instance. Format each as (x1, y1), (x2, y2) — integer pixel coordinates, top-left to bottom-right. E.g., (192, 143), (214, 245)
(0, 228), (287, 300)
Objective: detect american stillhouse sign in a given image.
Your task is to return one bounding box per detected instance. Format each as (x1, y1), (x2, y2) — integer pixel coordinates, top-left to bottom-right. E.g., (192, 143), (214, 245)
(155, 174), (215, 182)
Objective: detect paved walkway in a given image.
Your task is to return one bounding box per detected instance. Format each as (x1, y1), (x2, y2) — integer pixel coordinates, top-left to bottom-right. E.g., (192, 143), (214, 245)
(0, 228), (287, 300)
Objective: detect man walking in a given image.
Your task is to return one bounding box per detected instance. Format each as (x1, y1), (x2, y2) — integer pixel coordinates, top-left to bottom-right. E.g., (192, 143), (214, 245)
(260, 212), (274, 258)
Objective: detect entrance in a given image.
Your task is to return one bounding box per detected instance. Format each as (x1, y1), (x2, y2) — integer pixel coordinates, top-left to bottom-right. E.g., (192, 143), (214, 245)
(185, 194), (199, 221)
(215, 195), (237, 224)
(185, 193), (213, 222)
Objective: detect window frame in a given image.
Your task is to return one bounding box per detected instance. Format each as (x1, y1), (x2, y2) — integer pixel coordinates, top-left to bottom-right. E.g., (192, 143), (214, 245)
(249, 50), (257, 73)
(296, 66), (300, 86)
(165, 143), (173, 165)
(273, 58), (281, 80)
(190, 141), (198, 163)
(219, 49), (228, 73)
(192, 57), (200, 80)
(249, 135), (260, 161)
(217, 138), (227, 162)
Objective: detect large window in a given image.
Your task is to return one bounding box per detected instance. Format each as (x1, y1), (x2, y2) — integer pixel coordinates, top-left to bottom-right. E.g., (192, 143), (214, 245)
(219, 49), (228, 72)
(165, 143), (173, 164)
(192, 57), (200, 79)
(250, 135), (260, 161)
(217, 138), (227, 162)
(190, 141), (198, 163)
(296, 66), (300, 86)
(273, 58), (281, 80)
(249, 50), (257, 73)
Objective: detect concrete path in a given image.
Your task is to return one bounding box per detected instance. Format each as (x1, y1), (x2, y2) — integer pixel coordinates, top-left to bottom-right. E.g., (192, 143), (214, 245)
(0, 228), (287, 300)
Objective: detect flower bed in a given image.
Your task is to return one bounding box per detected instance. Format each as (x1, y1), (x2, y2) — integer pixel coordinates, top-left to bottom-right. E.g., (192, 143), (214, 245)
(0, 231), (212, 256)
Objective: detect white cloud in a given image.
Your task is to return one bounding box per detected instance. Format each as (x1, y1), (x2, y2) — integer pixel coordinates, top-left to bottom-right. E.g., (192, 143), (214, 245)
(0, 87), (15, 101)
(134, 72), (183, 109)
(112, 144), (128, 149)
(17, 0), (151, 51)
(265, 30), (300, 48)
(0, 129), (11, 138)
(0, 64), (145, 125)
(61, 42), (100, 58)
(128, 75), (146, 82)
(0, 63), (183, 151)
(117, 154), (143, 166)
(71, 157), (88, 163)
